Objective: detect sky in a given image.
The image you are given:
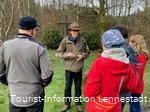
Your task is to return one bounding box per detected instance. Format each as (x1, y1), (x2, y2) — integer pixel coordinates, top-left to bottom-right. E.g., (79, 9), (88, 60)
(34, 0), (145, 15)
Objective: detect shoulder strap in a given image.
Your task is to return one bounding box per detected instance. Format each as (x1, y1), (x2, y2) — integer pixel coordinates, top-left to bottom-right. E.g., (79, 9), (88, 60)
(120, 45), (130, 56)
(118, 75), (125, 94)
(120, 44), (138, 63)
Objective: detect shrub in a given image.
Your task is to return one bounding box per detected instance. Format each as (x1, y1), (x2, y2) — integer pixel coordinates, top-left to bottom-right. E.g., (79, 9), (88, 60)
(81, 32), (99, 51)
(42, 30), (62, 49)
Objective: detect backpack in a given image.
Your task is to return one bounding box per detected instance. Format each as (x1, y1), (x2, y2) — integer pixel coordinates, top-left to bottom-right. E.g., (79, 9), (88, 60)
(120, 44), (142, 91)
(120, 44), (138, 64)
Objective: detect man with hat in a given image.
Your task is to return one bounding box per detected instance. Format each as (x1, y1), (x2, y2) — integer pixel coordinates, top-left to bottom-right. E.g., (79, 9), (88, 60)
(56, 22), (90, 112)
(0, 16), (53, 112)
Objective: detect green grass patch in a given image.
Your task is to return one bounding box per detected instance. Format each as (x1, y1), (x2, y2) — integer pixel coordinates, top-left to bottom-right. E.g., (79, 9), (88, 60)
(44, 50), (97, 112)
(0, 50), (149, 112)
(0, 84), (9, 112)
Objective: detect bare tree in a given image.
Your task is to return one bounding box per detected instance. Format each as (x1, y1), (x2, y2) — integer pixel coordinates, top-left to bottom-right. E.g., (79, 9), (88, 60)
(0, 0), (5, 40)
(27, 0), (30, 15)
(118, 0), (124, 16)
(127, 0), (134, 16)
(0, 0), (16, 40)
(5, 0), (15, 39)
(99, 0), (106, 36)
(87, 0), (106, 37)
(0, 0), (39, 40)
(138, 0), (150, 12)
(22, 0), (27, 15)
(17, 0), (22, 18)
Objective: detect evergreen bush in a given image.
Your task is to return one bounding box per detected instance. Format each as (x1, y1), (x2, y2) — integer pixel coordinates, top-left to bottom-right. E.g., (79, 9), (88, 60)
(42, 30), (62, 49)
(81, 32), (99, 50)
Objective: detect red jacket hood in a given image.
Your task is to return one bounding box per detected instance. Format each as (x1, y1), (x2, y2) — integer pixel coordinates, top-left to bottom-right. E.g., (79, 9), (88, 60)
(98, 55), (131, 76)
(84, 50), (137, 112)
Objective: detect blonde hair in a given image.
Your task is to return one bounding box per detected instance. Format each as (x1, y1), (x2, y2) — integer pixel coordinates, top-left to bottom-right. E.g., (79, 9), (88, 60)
(130, 35), (149, 57)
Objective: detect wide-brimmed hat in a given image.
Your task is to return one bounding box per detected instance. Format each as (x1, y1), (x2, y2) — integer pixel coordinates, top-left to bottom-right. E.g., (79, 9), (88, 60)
(68, 22), (82, 31)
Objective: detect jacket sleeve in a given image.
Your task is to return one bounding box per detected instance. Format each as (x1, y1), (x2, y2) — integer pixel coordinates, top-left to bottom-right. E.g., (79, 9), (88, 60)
(84, 59), (101, 97)
(0, 45), (7, 85)
(126, 64), (137, 91)
(82, 41), (90, 59)
(40, 47), (53, 87)
(55, 38), (67, 59)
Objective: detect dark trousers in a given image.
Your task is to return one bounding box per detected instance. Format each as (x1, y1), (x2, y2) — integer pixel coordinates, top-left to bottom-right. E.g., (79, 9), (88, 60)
(9, 92), (45, 112)
(64, 70), (82, 106)
(129, 93), (141, 112)
(120, 91), (131, 111)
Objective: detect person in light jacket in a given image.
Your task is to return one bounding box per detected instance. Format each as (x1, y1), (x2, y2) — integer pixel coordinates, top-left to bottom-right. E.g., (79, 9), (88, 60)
(0, 16), (53, 112)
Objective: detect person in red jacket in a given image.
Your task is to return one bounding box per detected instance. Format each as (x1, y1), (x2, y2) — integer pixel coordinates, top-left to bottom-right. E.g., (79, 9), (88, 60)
(129, 35), (149, 112)
(84, 29), (137, 112)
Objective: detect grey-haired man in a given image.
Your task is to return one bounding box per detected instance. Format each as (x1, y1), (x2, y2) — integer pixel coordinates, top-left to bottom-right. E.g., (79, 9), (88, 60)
(0, 16), (53, 112)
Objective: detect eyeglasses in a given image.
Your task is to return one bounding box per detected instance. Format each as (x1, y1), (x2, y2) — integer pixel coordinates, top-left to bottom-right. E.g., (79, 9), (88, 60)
(35, 29), (38, 31)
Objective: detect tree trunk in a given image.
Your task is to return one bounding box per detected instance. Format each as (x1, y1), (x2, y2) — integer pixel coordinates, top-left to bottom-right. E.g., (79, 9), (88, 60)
(22, 0), (26, 15)
(124, 0), (127, 16)
(18, 0), (22, 18)
(128, 0), (131, 16)
(76, 5), (79, 23)
(0, 1), (4, 40)
(28, 0), (30, 16)
(5, 0), (15, 39)
(99, 0), (105, 37)
(118, 0), (123, 16)
(105, 0), (109, 15)
(128, 0), (134, 16)
(144, 0), (148, 12)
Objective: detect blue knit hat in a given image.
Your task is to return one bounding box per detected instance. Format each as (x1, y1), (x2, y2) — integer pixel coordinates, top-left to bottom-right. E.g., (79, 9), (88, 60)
(102, 29), (125, 49)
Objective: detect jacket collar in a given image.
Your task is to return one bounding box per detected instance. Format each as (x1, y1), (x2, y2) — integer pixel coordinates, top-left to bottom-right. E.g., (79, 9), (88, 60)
(13, 33), (34, 41)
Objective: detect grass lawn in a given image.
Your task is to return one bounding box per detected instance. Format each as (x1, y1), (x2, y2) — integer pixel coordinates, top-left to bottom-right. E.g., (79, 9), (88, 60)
(44, 50), (98, 112)
(0, 49), (150, 112)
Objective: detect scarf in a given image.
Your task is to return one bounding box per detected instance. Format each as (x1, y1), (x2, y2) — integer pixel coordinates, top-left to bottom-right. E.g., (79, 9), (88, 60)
(69, 34), (80, 45)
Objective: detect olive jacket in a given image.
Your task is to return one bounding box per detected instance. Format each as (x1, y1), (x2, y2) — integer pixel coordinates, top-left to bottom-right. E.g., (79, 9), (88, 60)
(56, 35), (90, 72)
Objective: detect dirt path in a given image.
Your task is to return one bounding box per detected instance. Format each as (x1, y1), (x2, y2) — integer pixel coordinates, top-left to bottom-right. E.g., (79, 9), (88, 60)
(142, 102), (150, 112)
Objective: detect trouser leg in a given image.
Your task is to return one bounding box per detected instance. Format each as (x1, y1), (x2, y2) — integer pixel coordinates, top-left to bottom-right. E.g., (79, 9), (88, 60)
(74, 70), (82, 106)
(9, 102), (26, 112)
(26, 91), (45, 112)
(120, 91), (131, 111)
(64, 70), (73, 105)
(129, 93), (141, 112)
(10, 91), (45, 112)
